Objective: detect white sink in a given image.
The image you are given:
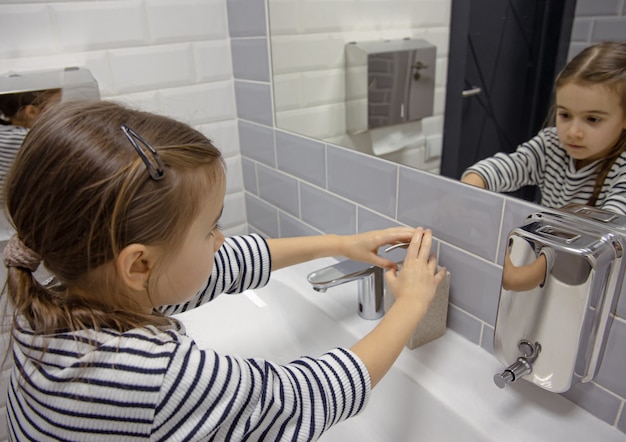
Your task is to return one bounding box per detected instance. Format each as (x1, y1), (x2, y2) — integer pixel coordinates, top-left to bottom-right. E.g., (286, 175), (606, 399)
(175, 258), (625, 442)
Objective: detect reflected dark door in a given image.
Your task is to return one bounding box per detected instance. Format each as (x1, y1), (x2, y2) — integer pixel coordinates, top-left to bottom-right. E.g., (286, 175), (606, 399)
(441, 0), (576, 202)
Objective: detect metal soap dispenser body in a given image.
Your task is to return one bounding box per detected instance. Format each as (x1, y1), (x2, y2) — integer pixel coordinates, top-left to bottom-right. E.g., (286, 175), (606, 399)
(493, 207), (624, 393)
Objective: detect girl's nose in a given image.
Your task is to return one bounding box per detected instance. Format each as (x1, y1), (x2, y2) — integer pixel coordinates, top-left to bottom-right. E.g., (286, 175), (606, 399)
(567, 120), (584, 139)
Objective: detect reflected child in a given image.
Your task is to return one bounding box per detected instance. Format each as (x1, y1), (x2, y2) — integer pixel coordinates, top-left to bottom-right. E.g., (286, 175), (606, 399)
(463, 41), (626, 292)
(462, 41), (626, 215)
(0, 88), (61, 200)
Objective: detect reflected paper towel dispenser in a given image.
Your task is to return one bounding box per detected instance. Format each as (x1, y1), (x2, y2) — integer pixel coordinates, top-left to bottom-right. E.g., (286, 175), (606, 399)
(0, 67), (100, 103)
(346, 38), (436, 134)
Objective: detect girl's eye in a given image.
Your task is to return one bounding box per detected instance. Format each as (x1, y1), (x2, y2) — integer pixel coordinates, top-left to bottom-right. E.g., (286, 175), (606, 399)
(557, 112), (570, 119)
(587, 116), (601, 123)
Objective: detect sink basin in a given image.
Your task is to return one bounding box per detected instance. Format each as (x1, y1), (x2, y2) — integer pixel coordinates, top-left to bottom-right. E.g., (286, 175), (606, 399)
(175, 276), (480, 441)
(174, 258), (626, 442)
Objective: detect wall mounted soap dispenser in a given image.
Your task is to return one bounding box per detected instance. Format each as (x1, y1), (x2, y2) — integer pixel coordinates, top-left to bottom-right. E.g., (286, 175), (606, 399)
(493, 205), (625, 393)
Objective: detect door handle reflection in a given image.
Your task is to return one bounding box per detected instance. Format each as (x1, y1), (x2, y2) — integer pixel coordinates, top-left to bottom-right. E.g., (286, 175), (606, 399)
(462, 87), (481, 97)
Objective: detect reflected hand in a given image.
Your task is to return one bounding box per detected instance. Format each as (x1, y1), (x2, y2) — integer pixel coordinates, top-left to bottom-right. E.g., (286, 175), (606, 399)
(502, 247), (551, 291)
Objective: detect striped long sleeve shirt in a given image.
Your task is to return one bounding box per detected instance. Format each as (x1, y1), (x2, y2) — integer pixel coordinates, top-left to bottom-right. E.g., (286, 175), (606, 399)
(8, 234), (371, 441)
(463, 127), (626, 215)
(0, 125), (28, 200)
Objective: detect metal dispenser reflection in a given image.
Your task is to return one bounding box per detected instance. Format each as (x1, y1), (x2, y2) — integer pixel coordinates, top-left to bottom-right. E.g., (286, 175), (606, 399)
(345, 38), (436, 134)
(493, 205), (625, 393)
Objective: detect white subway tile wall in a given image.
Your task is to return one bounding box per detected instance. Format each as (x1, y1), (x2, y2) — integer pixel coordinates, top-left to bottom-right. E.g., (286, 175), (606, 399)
(0, 1), (244, 438)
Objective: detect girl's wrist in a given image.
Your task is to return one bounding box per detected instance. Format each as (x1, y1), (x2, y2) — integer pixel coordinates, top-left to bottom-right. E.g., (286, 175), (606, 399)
(386, 296), (428, 327)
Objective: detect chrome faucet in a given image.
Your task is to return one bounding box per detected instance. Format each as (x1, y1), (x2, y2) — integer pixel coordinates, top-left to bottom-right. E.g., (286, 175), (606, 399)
(494, 340), (541, 389)
(307, 259), (385, 320)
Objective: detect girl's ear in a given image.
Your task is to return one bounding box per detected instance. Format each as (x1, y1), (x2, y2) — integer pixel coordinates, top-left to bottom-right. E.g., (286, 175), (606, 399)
(117, 244), (153, 291)
(22, 104), (41, 127)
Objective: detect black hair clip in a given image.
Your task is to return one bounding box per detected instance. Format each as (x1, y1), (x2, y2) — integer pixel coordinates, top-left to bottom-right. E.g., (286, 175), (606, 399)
(120, 124), (165, 180)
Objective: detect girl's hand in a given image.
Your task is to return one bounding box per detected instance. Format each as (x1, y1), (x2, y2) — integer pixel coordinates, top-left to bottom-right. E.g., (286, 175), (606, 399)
(384, 228), (446, 310)
(338, 227), (417, 270)
(349, 227), (446, 388)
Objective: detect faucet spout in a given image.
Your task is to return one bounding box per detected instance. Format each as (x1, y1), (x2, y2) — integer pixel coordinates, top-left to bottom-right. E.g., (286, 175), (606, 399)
(307, 259), (385, 320)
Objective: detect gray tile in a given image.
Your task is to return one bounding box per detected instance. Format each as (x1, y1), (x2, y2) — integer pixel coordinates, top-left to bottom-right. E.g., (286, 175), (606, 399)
(481, 324), (495, 354)
(226, 0), (267, 38)
(446, 305), (482, 345)
(241, 158), (258, 194)
(562, 380), (622, 426)
(327, 147), (398, 218)
(276, 131), (326, 188)
(245, 193), (278, 238)
(398, 168), (504, 262)
(231, 38), (270, 82)
(279, 211), (321, 237)
(618, 406), (626, 434)
(498, 197), (542, 265)
(575, 0), (622, 16)
(594, 318), (626, 398)
(591, 18), (626, 42)
(257, 165), (299, 217)
(439, 243), (502, 326)
(239, 121), (275, 167)
(568, 43), (589, 61)
(357, 207), (402, 233)
(235, 81), (273, 126)
(570, 18), (592, 42)
(300, 183), (357, 235)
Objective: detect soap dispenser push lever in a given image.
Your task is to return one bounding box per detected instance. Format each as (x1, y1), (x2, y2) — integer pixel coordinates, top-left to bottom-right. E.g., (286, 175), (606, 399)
(494, 340), (541, 389)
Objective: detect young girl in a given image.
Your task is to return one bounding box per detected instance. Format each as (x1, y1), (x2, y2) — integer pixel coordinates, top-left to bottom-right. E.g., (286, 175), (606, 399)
(2, 100), (445, 441)
(465, 41), (626, 292)
(0, 88), (61, 200)
(462, 41), (626, 216)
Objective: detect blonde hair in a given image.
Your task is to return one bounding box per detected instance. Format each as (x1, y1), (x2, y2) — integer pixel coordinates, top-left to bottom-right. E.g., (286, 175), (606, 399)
(3, 100), (224, 334)
(551, 41), (626, 206)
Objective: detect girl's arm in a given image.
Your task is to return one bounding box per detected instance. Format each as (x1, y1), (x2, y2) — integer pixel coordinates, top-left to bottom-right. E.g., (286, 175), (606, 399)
(501, 252), (549, 292)
(266, 226), (417, 271)
(462, 127), (554, 193)
(461, 172), (487, 188)
(350, 228), (446, 387)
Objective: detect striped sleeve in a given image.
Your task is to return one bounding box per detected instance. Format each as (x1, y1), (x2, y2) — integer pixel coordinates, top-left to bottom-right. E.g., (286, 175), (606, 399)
(152, 338), (371, 441)
(462, 128), (557, 192)
(0, 125), (28, 198)
(598, 153), (626, 215)
(160, 234), (272, 315)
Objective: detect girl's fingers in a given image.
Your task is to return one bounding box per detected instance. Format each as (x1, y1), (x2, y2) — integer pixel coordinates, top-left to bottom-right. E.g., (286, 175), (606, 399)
(406, 228), (424, 257)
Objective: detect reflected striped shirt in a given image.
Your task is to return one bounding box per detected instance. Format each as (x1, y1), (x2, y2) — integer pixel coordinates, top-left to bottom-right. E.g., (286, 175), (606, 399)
(8, 234), (371, 441)
(463, 127), (626, 215)
(0, 125), (27, 199)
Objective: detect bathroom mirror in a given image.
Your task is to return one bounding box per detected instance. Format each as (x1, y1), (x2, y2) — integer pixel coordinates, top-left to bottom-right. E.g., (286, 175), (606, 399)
(267, 0), (577, 199)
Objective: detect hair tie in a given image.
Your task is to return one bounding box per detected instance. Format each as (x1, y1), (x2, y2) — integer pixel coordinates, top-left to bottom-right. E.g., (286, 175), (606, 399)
(3, 234), (42, 272)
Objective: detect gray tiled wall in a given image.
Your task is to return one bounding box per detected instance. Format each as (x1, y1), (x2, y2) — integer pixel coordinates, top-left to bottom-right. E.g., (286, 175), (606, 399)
(227, 0), (626, 435)
(569, 0), (626, 57)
